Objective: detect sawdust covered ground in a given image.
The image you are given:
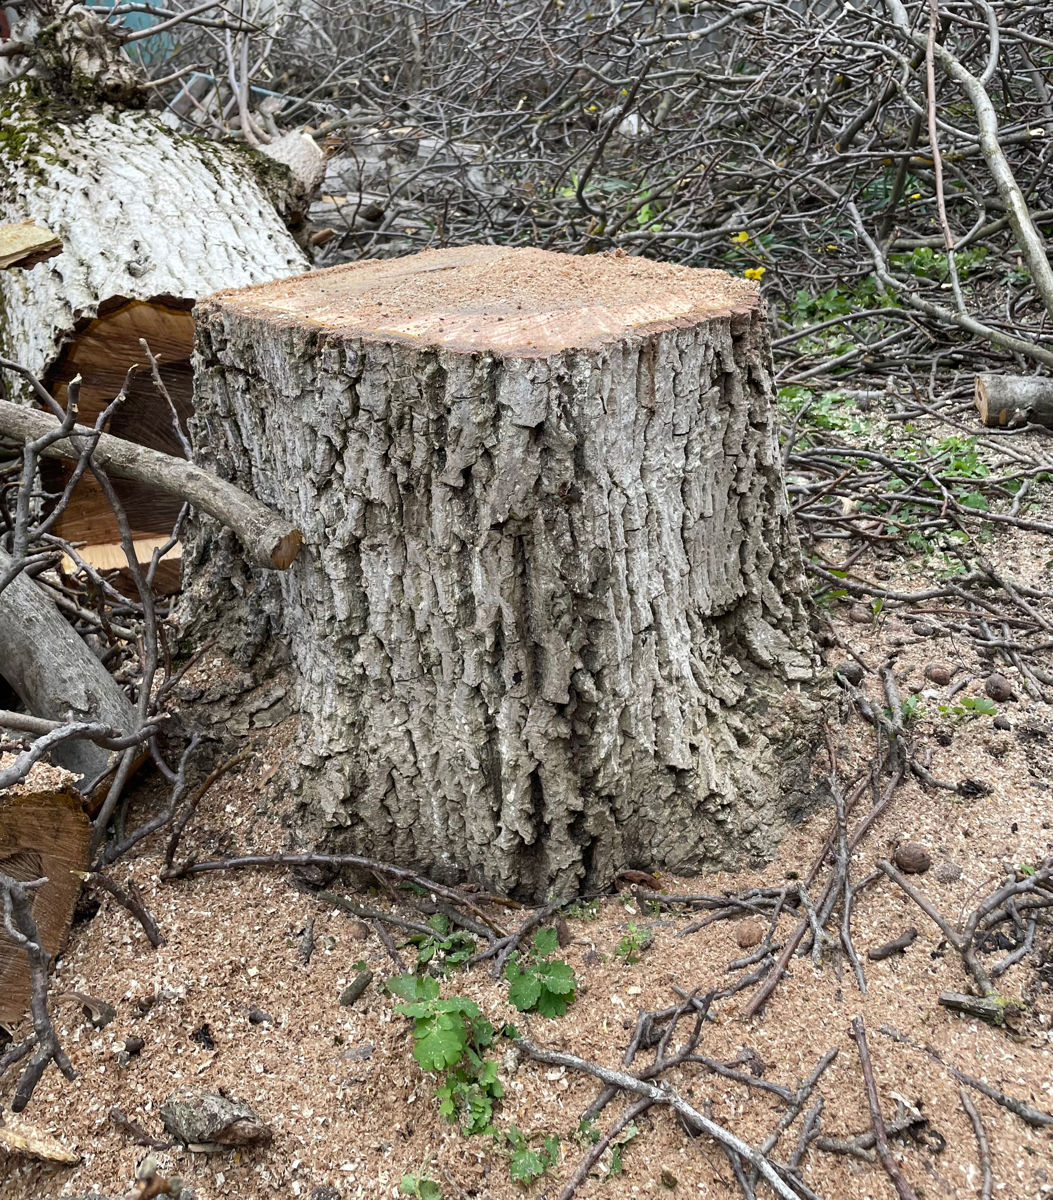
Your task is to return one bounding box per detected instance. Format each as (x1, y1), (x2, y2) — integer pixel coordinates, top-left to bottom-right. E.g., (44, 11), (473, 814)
(2, 442), (1052, 1200)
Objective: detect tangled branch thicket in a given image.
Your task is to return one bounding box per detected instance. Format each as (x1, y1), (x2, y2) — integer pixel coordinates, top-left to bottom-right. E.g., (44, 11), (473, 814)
(143, 0), (1053, 374)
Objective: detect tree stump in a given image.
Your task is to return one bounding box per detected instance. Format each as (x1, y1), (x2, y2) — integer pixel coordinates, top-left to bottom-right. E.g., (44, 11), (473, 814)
(188, 246), (827, 898)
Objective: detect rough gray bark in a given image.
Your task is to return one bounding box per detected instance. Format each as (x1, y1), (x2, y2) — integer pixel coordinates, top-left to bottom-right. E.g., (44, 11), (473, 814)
(187, 246), (828, 899)
(0, 549), (134, 783)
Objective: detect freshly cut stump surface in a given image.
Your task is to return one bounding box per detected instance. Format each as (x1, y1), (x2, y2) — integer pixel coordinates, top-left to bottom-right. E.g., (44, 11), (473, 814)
(189, 246), (826, 898)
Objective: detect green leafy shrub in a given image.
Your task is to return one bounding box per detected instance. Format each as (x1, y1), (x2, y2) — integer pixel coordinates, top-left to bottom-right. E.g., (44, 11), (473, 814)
(388, 974), (491, 1070)
(505, 929), (578, 1017)
(389, 974), (503, 1133)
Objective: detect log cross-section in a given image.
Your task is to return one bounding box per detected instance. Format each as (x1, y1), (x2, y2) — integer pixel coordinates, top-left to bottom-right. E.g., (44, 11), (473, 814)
(187, 245), (827, 899)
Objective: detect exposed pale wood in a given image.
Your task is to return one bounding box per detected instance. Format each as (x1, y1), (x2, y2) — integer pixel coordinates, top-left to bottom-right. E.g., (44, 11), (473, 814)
(0, 789), (90, 1025)
(39, 299), (195, 565)
(188, 245), (825, 899)
(216, 243), (758, 355)
(0, 220), (61, 271)
(62, 537), (179, 573)
(0, 1116), (80, 1165)
(974, 372), (1053, 428)
(0, 402), (303, 571)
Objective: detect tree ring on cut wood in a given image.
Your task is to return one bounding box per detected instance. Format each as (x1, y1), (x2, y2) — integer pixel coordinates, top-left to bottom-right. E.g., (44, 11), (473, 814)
(0, 789), (90, 1025)
(187, 245), (829, 899)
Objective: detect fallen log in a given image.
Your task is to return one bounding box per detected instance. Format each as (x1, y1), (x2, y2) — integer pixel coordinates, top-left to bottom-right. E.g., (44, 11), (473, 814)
(0, 546), (137, 785)
(974, 373), (1053, 429)
(0, 77), (309, 571)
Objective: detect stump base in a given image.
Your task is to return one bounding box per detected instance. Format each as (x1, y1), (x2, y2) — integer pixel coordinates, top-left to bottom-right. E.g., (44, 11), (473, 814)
(187, 246), (829, 898)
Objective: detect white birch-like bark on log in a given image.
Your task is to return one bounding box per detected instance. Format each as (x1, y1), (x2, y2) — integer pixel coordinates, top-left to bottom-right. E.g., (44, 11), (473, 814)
(0, 86), (307, 391)
(187, 246), (828, 898)
(0, 84), (309, 561)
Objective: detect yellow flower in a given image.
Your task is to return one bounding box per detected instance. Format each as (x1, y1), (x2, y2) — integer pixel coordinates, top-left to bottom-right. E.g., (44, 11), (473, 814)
(826, 243), (839, 251)
(911, 192), (922, 199)
(731, 231), (750, 244)
(744, 266), (766, 280)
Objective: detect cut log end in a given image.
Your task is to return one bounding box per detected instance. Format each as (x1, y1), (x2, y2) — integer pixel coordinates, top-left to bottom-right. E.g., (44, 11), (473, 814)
(975, 372), (1053, 429)
(42, 298), (195, 571)
(271, 529), (304, 570)
(205, 245), (760, 356)
(0, 788), (90, 1025)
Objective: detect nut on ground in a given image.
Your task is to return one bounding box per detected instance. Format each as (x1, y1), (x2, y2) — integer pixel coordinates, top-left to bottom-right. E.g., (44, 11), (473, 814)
(893, 842), (932, 874)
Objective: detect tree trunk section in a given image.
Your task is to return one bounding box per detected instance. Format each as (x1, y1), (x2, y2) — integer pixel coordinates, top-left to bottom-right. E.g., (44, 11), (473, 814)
(974, 373), (1053, 429)
(187, 245), (827, 899)
(0, 84), (308, 570)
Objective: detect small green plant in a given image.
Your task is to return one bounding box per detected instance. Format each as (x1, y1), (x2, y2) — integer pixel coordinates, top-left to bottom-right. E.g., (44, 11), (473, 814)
(1018, 863), (1037, 877)
(436, 1056), (504, 1135)
(563, 898), (601, 922)
(576, 1117), (600, 1146)
(388, 975), (504, 1134)
(388, 975), (490, 1070)
(400, 1173), (443, 1200)
(899, 694), (925, 723)
(938, 695), (998, 720)
(891, 245), (987, 282)
(408, 913), (476, 975)
(505, 929), (578, 1017)
(504, 1126), (560, 1185)
(615, 922), (653, 964)
(604, 1122), (639, 1178)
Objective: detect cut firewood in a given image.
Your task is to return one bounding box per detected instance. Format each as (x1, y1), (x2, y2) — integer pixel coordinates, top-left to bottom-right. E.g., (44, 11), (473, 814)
(974, 373), (1053, 429)
(0, 220), (61, 271)
(0, 788), (90, 1025)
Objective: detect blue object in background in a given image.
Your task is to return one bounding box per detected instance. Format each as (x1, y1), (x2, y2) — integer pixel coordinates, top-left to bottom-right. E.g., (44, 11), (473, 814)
(100, 1), (175, 67)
